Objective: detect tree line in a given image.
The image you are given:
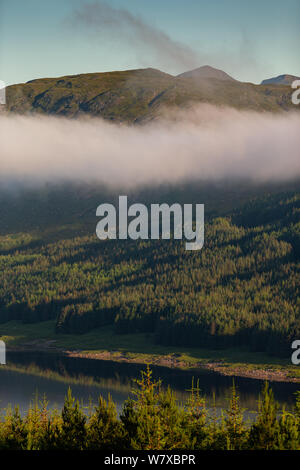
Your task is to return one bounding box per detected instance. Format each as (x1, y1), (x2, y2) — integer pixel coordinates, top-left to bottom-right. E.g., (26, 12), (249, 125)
(0, 367), (300, 450)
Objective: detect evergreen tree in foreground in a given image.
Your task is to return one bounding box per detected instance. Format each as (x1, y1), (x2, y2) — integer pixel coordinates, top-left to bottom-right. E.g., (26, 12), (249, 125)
(0, 369), (300, 450)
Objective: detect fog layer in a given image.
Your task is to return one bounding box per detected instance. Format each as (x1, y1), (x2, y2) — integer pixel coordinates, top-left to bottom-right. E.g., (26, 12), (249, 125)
(0, 105), (299, 187)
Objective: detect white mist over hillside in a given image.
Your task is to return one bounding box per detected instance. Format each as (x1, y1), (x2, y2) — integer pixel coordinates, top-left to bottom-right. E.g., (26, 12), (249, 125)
(0, 105), (299, 188)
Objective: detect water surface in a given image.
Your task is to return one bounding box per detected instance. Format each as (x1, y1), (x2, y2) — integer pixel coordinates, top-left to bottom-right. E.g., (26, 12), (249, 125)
(0, 351), (298, 415)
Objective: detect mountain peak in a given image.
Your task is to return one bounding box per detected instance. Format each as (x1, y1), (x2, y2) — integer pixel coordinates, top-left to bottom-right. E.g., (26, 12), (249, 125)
(177, 65), (237, 81)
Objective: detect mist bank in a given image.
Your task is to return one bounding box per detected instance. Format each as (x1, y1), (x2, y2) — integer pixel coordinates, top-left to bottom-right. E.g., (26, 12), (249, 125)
(0, 104), (300, 188)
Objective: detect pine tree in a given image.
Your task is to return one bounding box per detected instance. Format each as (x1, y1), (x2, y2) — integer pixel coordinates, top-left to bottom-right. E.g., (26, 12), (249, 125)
(249, 382), (280, 450)
(121, 366), (188, 449)
(86, 395), (124, 449)
(278, 408), (299, 450)
(59, 388), (86, 450)
(185, 378), (207, 449)
(224, 381), (247, 450)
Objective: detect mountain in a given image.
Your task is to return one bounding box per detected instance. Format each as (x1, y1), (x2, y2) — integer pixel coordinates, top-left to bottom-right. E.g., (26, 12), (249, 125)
(1, 65), (300, 360)
(177, 65), (236, 81)
(5, 67), (298, 123)
(261, 74), (300, 85)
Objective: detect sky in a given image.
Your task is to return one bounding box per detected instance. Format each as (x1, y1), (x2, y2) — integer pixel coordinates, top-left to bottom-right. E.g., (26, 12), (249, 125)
(0, 0), (299, 86)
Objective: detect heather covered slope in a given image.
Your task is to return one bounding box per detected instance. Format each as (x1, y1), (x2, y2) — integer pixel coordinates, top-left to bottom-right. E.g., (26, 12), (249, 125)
(5, 67), (297, 122)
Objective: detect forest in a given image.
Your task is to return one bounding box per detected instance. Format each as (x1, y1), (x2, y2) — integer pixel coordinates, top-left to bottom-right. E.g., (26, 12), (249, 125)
(1, 367), (300, 450)
(0, 187), (299, 357)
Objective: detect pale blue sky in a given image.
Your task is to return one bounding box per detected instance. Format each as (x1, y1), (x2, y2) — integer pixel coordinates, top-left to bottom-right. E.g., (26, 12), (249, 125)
(0, 0), (299, 85)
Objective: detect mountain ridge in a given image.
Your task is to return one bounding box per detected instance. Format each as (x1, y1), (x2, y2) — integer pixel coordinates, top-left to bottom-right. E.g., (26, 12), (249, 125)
(261, 74), (300, 85)
(4, 67), (298, 123)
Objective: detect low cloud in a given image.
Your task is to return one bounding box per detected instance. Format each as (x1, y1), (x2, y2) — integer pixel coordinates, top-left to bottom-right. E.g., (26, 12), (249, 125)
(0, 105), (300, 187)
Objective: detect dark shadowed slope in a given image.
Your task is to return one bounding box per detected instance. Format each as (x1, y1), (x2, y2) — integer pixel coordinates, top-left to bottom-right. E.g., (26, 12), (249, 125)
(261, 74), (300, 85)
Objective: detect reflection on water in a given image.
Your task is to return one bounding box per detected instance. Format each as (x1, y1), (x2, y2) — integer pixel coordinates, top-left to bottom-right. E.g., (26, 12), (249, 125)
(0, 351), (299, 415)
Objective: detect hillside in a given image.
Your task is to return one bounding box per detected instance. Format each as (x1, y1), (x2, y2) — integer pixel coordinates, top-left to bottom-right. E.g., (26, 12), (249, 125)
(5, 67), (298, 122)
(1, 66), (300, 362)
(0, 181), (299, 358)
(261, 74), (300, 85)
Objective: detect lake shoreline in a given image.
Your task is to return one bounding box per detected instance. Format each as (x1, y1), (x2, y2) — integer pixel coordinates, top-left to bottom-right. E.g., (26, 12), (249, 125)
(8, 345), (300, 384)
(64, 350), (300, 384)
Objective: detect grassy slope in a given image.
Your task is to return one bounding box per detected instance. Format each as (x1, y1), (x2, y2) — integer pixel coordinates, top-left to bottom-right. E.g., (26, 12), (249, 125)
(5, 68), (298, 122)
(1, 320), (300, 381)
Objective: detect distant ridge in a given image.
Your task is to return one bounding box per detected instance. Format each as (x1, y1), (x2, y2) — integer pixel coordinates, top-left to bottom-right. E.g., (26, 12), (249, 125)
(177, 65), (237, 81)
(261, 74), (300, 85)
